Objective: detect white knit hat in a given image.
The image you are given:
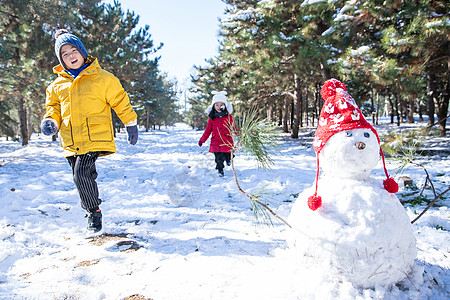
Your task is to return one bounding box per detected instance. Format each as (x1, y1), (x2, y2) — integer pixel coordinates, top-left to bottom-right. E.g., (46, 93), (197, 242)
(204, 91), (233, 114)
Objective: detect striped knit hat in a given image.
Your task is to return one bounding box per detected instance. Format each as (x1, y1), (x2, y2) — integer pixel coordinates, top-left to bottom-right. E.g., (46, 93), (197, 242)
(54, 29), (88, 70)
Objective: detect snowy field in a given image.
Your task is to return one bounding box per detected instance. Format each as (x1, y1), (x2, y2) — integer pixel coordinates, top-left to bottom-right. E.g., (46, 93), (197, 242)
(0, 121), (448, 300)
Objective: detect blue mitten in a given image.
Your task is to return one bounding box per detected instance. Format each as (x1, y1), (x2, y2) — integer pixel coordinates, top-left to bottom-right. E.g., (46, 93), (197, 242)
(41, 119), (58, 136)
(126, 125), (138, 145)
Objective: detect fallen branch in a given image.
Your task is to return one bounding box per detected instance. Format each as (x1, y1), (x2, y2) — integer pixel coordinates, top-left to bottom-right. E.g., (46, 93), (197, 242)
(406, 158), (437, 198)
(411, 187), (450, 224)
(405, 159), (450, 224)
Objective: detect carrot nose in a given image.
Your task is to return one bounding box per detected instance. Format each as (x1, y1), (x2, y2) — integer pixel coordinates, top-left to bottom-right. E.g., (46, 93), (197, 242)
(355, 142), (366, 150)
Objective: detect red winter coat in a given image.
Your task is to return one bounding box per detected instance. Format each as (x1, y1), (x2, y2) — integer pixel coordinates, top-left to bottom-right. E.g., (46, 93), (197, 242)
(199, 114), (236, 153)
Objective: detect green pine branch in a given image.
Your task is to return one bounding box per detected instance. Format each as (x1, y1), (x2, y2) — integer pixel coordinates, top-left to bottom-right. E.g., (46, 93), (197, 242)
(225, 109), (291, 228)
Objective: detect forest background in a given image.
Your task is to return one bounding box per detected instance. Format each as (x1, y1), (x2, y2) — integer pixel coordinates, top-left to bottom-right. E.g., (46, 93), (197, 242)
(0, 0), (448, 146)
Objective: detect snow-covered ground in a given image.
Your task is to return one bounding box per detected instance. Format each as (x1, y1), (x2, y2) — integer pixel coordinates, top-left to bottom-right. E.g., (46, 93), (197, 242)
(0, 121), (448, 300)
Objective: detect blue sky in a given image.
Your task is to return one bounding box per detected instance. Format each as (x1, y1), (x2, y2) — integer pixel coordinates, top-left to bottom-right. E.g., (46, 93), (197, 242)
(103, 0), (227, 85)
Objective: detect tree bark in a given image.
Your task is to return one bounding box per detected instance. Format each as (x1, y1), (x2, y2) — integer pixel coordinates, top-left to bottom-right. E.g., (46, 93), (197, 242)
(375, 92), (380, 125)
(319, 62), (330, 81)
(407, 94), (415, 123)
(267, 97), (273, 122)
(399, 94), (407, 123)
(300, 85), (305, 128)
(278, 106), (283, 126)
(18, 96), (28, 146)
(418, 99), (424, 121)
(290, 99), (294, 129)
(291, 74), (301, 138)
(434, 80), (449, 136)
(27, 106), (32, 140)
(282, 96), (290, 133)
(388, 93), (394, 124)
(427, 73), (436, 126)
(146, 108), (150, 132)
(313, 83), (321, 127)
(304, 88), (309, 127)
(371, 86), (375, 123)
(395, 92), (400, 126)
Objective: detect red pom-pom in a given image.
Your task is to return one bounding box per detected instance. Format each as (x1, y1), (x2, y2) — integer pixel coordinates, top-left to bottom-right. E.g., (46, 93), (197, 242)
(308, 195), (322, 211)
(321, 79), (346, 101)
(383, 177), (399, 193)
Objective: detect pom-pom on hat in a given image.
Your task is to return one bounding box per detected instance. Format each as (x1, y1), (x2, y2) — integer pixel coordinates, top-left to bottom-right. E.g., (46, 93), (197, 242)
(54, 29), (88, 70)
(308, 79), (398, 211)
(205, 91), (233, 115)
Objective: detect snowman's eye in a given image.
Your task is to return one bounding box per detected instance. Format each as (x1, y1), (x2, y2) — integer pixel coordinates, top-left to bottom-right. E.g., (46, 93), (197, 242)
(345, 131), (352, 137)
(364, 132), (370, 138)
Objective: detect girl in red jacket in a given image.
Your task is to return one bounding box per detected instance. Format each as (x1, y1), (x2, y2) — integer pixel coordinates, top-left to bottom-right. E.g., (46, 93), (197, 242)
(198, 91), (236, 177)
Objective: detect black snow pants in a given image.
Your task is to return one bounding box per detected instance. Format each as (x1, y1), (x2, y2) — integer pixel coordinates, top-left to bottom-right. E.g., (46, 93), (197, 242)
(67, 151), (102, 211)
(214, 152), (231, 172)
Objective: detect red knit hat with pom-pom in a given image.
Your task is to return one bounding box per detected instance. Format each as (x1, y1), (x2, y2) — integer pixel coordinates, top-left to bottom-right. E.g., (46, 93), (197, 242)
(308, 79), (398, 211)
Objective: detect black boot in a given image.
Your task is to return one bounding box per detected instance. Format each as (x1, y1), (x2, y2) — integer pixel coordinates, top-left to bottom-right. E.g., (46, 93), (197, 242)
(218, 169), (224, 177)
(86, 209), (102, 234)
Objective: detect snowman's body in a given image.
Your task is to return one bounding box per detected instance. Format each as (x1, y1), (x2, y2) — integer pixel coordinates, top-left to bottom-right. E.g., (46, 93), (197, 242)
(288, 128), (417, 288)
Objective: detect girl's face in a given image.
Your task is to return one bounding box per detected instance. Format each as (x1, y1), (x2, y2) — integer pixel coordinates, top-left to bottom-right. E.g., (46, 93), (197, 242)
(214, 101), (225, 112)
(61, 44), (84, 69)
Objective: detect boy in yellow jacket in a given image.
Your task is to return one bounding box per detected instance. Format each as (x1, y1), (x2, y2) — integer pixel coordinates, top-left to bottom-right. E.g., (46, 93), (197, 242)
(41, 29), (138, 235)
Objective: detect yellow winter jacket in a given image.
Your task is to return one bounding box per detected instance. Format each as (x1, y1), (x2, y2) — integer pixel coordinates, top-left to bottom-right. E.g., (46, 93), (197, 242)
(44, 56), (137, 157)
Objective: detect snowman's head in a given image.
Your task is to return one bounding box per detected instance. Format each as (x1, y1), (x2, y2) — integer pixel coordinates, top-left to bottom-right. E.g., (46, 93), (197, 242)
(307, 79), (398, 211)
(319, 128), (380, 179)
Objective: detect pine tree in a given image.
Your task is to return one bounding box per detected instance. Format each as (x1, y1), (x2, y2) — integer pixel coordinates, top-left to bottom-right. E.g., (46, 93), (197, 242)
(0, 0), (59, 144)
(380, 0), (448, 135)
(0, 0), (177, 141)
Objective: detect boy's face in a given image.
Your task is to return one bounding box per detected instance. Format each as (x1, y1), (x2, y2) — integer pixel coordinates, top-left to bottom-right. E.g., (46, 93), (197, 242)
(214, 102), (225, 112)
(60, 44), (84, 69)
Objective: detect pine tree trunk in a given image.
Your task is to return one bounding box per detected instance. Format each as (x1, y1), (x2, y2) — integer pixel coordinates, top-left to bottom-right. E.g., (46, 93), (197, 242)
(304, 88), (309, 127)
(388, 93), (394, 124)
(18, 96), (29, 146)
(408, 95), (415, 123)
(427, 73), (436, 126)
(418, 100), (424, 121)
(375, 92), (380, 125)
(435, 80), (449, 137)
(300, 86), (305, 128)
(319, 62), (330, 81)
(370, 87), (375, 123)
(290, 99), (294, 129)
(282, 96), (290, 133)
(400, 94), (407, 123)
(27, 105), (32, 140)
(278, 106), (282, 126)
(291, 75), (301, 138)
(394, 92), (400, 126)
(313, 83), (320, 128)
(146, 108), (150, 132)
(267, 97), (273, 122)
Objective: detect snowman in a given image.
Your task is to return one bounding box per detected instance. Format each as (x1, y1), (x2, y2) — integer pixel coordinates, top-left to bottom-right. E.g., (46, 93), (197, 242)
(288, 79), (417, 288)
